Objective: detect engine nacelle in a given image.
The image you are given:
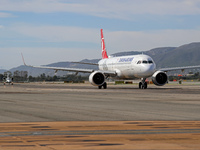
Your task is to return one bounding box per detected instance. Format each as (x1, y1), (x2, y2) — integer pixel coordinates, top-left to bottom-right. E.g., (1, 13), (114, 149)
(152, 71), (168, 86)
(89, 71), (105, 86)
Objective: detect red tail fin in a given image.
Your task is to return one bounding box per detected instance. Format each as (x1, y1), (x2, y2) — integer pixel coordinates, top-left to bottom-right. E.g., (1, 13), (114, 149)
(101, 29), (108, 59)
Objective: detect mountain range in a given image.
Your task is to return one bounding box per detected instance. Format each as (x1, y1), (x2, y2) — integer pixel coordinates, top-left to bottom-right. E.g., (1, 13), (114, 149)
(2, 42), (200, 76)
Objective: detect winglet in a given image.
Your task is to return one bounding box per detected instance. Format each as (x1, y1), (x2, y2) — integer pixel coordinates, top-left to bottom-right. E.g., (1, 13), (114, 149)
(101, 29), (108, 59)
(21, 53), (27, 66)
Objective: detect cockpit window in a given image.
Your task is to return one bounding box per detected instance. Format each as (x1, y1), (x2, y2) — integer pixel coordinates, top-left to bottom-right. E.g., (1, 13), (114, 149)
(148, 60), (153, 64)
(137, 60), (154, 64)
(142, 60), (148, 64)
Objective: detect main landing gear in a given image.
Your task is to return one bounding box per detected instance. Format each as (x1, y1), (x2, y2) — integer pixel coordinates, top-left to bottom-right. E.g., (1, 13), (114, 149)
(98, 82), (107, 89)
(97, 80), (148, 89)
(139, 78), (147, 89)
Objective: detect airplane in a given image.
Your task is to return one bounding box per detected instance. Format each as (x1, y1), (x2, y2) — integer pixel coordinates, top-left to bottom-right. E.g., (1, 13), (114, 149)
(22, 29), (200, 89)
(3, 73), (13, 85)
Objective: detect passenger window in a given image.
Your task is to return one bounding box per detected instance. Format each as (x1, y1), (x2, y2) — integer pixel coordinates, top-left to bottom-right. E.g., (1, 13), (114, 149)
(137, 61), (141, 64)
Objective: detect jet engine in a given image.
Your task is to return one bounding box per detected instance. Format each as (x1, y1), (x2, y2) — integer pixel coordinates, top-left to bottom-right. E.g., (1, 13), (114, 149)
(152, 71), (168, 86)
(89, 71), (105, 86)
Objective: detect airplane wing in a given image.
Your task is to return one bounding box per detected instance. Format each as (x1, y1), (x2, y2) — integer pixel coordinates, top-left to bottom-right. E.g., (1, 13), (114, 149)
(27, 65), (95, 73)
(71, 61), (98, 66)
(24, 64), (116, 75)
(21, 54), (116, 75)
(160, 65), (200, 72)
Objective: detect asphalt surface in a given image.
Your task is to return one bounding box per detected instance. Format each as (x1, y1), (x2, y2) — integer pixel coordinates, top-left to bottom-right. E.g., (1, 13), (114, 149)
(0, 82), (200, 122)
(0, 82), (200, 149)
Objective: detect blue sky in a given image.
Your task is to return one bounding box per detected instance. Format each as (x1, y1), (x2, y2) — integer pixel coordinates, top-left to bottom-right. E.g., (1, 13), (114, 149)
(1, 0), (200, 69)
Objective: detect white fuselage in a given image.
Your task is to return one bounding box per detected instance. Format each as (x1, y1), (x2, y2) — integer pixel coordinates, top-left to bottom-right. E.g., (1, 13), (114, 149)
(6, 78), (12, 83)
(98, 54), (156, 79)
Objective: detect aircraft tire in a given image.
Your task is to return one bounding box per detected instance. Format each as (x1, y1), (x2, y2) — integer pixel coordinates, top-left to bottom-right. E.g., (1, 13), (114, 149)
(144, 82), (147, 89)
(103, 82), (107, 89)
(139, 82), (147, 89)
(139, 82), (142, 89)
(98, 86), (102, 89)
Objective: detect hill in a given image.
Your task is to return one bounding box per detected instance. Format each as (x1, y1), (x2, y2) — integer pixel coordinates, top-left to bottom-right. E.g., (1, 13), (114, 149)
(0, 69), (7, 74)
(7, 42), (200, 77)
(112, 42), (200, 69)
(152, 43), (200, 68)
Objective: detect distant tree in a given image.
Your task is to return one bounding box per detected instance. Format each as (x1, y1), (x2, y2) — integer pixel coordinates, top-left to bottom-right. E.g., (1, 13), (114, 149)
(53, 75), (58, 81)
(13, 70), (28, 82)
(40, 73), (46, 81)
(0, 74), (4, 81)
(194, 72), (200, 77)
(28, 76), (34, 82)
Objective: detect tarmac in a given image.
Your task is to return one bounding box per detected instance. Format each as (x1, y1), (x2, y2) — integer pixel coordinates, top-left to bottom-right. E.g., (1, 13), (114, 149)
(0, 82), (200, 149)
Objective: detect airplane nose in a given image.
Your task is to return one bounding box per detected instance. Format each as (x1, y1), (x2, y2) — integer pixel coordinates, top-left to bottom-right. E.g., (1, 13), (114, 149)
(141, 64), (156, 76)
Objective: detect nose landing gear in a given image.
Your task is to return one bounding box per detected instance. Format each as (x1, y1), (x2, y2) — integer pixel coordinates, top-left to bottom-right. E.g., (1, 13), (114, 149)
(98, 82), (107, 89)
(139, 78), (147, 89)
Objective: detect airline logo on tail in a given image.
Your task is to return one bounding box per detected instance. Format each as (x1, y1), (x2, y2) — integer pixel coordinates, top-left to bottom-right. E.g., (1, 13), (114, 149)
(101, 29), (108, 59)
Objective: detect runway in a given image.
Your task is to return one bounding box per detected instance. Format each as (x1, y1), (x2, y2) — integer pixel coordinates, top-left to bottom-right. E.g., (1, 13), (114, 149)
(0, 82), (200, 149)
(0, 82), (200, 122)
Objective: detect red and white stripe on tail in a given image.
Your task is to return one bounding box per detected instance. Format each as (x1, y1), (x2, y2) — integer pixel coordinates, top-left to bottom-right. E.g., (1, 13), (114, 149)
(101, 29), (108, 59)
